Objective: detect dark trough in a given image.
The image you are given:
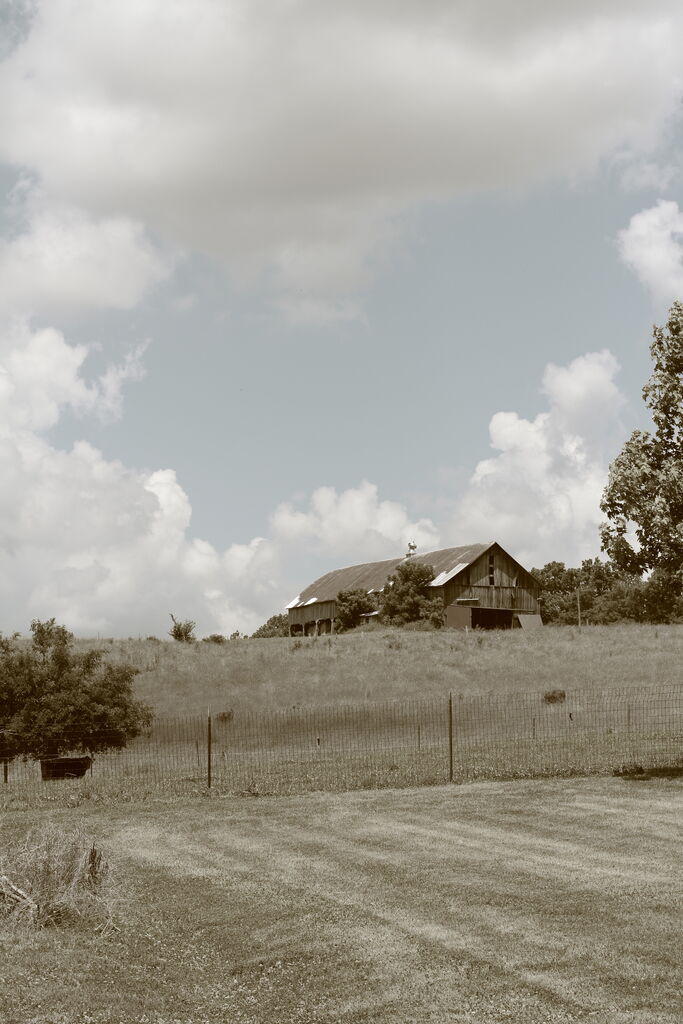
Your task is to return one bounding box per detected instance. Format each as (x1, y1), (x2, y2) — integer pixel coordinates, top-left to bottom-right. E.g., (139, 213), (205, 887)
(40, 756), (92, 781)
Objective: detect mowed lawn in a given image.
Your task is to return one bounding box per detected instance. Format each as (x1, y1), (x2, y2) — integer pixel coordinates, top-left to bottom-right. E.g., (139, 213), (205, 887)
(1, 777), (681, 1024)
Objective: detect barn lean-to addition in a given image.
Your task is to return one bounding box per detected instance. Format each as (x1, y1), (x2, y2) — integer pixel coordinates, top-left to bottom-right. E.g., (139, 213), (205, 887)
(286, 542), (542, 635)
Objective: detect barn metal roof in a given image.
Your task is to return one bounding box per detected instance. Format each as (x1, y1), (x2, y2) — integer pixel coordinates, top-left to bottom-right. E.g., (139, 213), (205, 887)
(286, 543), (494, 608)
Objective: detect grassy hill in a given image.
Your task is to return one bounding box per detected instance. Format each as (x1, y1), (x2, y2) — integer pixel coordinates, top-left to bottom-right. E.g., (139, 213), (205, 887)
(78, 622), (683, 716)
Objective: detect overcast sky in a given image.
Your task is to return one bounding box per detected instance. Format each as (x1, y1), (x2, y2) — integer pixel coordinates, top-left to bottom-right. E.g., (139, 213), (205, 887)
(1, 1), (683, 636)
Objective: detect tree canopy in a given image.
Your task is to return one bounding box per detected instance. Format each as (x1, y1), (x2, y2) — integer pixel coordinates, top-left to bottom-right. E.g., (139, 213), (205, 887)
(0, 619), (153, 762)
(251, 613), (290, 638)
(378, 561), (443, 627)
(601, 300), (683, 598)
(335, 589), (377, 631)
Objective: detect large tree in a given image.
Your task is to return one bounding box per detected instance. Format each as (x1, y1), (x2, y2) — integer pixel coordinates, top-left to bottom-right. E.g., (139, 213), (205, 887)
(0, 619), (153, 763)
(601, 301), (683, 599)
(379, 561), (443, 627)
(335, 589), (377, 631)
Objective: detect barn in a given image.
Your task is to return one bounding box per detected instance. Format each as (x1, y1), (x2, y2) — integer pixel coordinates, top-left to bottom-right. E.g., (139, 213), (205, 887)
(286, 542), (541, 635)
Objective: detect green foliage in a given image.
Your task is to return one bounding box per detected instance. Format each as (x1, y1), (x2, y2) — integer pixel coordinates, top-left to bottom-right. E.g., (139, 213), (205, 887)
(531, 559), (630, 624)
(0, 619), (153, 762)
(587, 578), (646, 624)
(251, 614), (290, 639)
(528, 561), (651, 622)
(601, 300), (683, 603)
(378, 561), (443, 628)
(169, 614), (196, 643)
(530, 558), (682, 625)
(202, 633), (226, 644)
(335, 589), (377, 631)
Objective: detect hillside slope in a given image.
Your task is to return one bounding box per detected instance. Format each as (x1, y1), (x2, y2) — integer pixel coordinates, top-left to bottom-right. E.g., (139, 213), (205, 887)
(75, 623), (683, 715)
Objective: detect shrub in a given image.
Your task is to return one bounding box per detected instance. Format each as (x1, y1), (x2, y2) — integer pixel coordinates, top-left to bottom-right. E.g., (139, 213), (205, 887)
(251, 614), (289, 638)
(202, 633), (226, 644)
(169, 614), (196, 643)
(0, 824), (113, 930)
(335, 589), (377, 631)
(0, 618), (153, 763)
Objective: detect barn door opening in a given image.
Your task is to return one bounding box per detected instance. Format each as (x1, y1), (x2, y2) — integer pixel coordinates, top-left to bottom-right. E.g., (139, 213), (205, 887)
(471, 608), (513, 630)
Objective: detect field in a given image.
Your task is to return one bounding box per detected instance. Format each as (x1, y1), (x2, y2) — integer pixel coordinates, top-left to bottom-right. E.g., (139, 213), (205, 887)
(2, 776), (681, 1023)
(3, 624), (681, 806)
(81, 623), (683, 715)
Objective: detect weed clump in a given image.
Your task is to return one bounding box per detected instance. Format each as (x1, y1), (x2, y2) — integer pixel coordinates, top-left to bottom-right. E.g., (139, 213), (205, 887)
(0, 824), (114, 931)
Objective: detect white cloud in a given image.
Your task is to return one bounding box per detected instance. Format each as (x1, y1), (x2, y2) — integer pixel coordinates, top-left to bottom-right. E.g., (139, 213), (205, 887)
(452, 350), (626, 568)
(0, 431), (281, 635)
(618, 199), (683, 304)
(0, 199), (173, 317)
(618, 159), (679, 193)
(0, 319), (147, 431)
(2, 0), (682, 309)
(272, 480), (439, 562)
(0, 317), (435, 633)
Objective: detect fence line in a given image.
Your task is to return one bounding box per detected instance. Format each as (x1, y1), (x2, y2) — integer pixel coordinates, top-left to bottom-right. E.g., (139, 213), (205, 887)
(2, 684), (682, 800)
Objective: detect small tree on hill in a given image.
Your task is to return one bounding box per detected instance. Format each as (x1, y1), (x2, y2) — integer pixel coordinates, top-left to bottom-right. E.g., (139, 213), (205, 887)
(251, 613), (289, 638)
(0, 619), (153, 763)
(601, 300), (683, 613)
(169, 614), (196, 643)
(335, 589), (377, 631)
(378, 561), (443, 627)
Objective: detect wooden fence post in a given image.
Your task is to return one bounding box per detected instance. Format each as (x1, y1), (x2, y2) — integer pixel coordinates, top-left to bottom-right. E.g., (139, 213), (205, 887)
(207, 708), (212, 790)
(448, 692), (454, 784)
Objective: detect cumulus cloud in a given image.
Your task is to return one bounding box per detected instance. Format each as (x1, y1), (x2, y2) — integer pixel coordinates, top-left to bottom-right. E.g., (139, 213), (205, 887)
(451, 350), (626, 568)
(272, 480), (440, 564)
(0, 314), (277, 634)
(0, 319), (147, 431)
(618, 199), (683, 304)
(1, 0), (682, 309)
(0, 316), (434, 632)
(0, 197), (173, 317)
(0, 433), (280, 635)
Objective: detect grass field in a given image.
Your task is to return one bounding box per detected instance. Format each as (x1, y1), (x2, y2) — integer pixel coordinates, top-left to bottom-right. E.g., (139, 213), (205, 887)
(78, 623), (683, 715)
(1, 776), (681, 1023)
(4, 683), (682, 808)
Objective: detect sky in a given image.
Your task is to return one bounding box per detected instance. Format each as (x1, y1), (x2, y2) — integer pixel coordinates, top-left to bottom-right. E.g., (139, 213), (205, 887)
(1, 0), (683, 637)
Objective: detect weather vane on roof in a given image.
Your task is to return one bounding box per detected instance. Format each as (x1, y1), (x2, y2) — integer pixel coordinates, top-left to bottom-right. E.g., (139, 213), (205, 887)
(406, 541), (417, 558)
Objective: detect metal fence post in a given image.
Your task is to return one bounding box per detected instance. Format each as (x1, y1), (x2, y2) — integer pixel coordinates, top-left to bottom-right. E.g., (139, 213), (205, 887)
(448, 691), (454, 783)
(207, 707), (212, 789)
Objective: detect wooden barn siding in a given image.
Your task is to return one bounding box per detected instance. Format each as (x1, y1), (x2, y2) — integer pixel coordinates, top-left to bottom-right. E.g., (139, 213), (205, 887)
(442, 585), (538, 612)
(288, 600), (337, 625)
(442, 546), (539, 612)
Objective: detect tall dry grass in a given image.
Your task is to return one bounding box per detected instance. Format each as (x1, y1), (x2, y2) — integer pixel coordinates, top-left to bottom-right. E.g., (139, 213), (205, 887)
(76, 623), (683, 715)
(0, 824), (113, 930)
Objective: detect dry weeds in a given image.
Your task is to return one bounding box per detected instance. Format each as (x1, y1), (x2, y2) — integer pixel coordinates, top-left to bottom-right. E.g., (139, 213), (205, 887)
(0, 823), (114, 931)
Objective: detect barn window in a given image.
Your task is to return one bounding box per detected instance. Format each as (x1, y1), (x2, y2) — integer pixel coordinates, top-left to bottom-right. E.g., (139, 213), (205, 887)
(488, 554), (495, 586)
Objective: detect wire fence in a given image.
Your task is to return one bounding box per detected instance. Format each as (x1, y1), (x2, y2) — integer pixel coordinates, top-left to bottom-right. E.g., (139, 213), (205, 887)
(2, 684), (683, 801)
